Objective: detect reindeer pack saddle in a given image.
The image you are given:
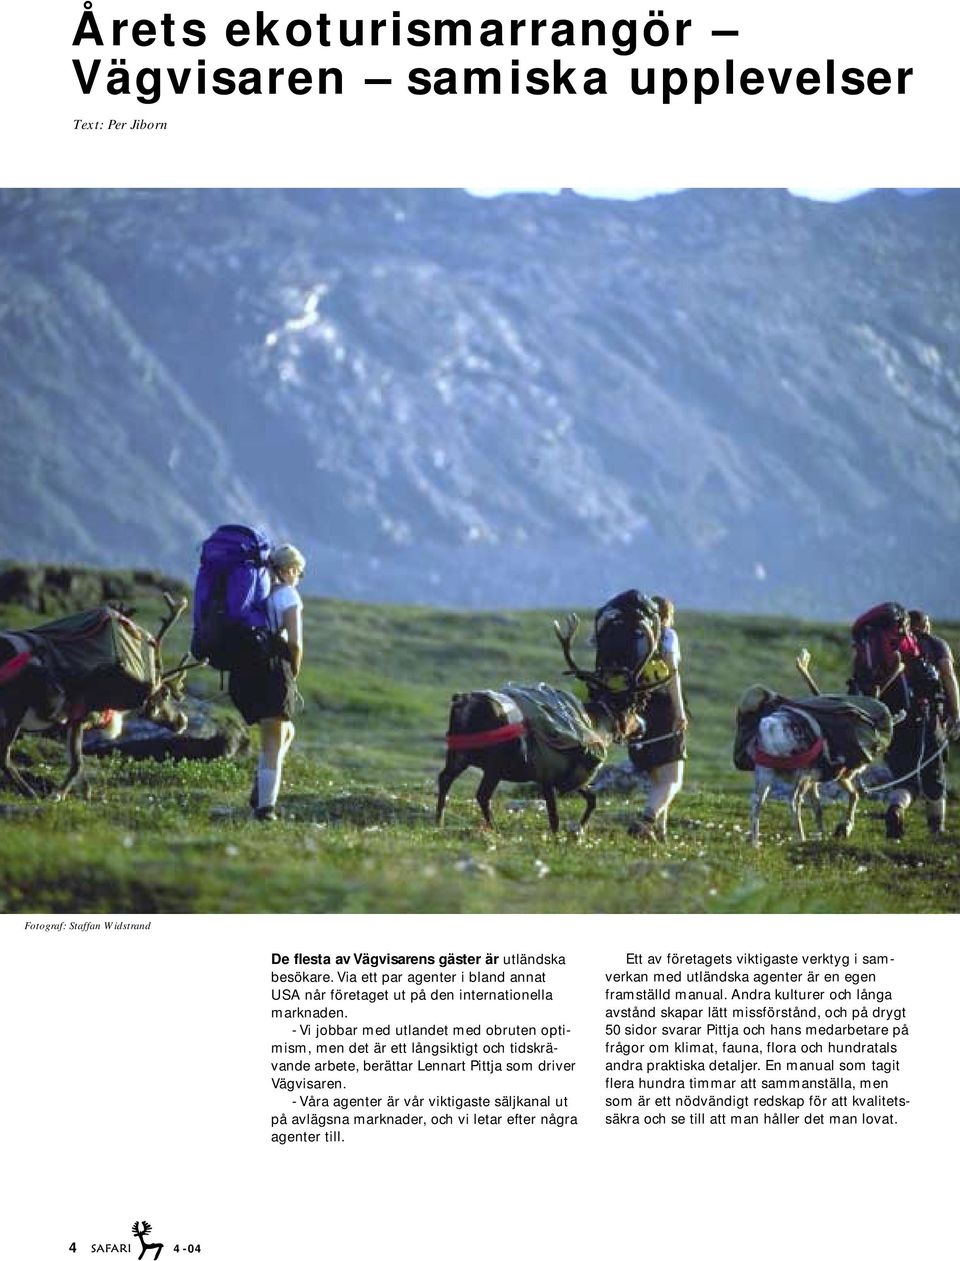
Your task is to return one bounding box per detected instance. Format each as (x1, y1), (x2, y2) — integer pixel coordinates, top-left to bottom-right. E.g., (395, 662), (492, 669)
(0, 606), (158, 712)
(734, 685), (893, 776)
(487, 683), (608, 790)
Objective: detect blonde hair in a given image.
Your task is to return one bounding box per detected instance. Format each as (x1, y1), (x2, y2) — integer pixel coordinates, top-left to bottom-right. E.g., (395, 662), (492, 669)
(653, 595), (674, 624)
(270, 542), (306, 575)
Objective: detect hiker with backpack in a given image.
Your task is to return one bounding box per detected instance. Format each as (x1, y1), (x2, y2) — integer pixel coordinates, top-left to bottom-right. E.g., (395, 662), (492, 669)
(848, 602), (954, 839)
(230, 543), (307, 822)
(192, 526), (306, 822)
(909, 610), (960, 733)
(626, 595), (688, 840)
(880, 609), (959, 840)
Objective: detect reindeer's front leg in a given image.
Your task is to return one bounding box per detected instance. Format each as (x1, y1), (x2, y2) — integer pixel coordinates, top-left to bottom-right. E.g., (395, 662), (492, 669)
(809, 780), (825, 839)
(576, 785), (597, 832)
(0, 711), (38, 798)
(790, 776), (808, 845)
(833, 772), (860, 839)
(750, 767), (773, 847)
(52, 721), (86, 801)
(541, 783), (560, 834)
(436, 752), (467, 825)
(475, 769), (500, 828)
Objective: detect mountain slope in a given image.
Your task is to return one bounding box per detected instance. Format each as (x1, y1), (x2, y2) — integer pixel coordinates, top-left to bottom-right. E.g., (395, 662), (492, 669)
(1, 187), (958, 614)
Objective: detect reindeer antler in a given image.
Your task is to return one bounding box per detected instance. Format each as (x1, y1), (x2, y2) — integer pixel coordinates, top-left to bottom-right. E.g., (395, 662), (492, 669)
(795, 647), (821, 696)
(160, 651), (207, 683)
(554, 612), (678, 705)
(553, 614), (602, 687)
(155, 591), (188, 652)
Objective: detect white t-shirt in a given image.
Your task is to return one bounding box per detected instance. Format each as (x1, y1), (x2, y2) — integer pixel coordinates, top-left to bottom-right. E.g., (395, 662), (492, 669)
(266, 583), (303, 644)
(661, 626), (681, 668)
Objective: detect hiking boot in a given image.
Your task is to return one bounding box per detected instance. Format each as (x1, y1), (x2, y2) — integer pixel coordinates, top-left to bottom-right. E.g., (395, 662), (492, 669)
(255, 806), (278, 823)
(628, 815), (657, 841)
(884, 804), (905, 840)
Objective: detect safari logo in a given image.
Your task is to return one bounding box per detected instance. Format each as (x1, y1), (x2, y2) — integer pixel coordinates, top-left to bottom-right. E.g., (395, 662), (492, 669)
(133, 1221), (164, 1260)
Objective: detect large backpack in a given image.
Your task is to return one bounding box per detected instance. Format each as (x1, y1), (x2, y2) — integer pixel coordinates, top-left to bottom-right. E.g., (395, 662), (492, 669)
(849, 602), (920, 700)
(191, 525), (272, 672)
(593, 589), (661, 673)
(851, 603), (914, 672)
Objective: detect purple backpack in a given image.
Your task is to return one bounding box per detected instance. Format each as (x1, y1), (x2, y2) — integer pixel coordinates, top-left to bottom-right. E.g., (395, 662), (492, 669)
(191, 525), (272, 671)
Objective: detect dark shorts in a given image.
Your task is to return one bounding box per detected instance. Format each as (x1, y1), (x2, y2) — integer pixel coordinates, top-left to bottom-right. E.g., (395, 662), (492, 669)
(886, 715), (946, 800)
(228, 660), (298, 725)
(629, 689), (686, 772)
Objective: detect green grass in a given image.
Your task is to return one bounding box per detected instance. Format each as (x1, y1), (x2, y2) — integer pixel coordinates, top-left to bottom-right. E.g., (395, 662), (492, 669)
(1, 592), (957, 914)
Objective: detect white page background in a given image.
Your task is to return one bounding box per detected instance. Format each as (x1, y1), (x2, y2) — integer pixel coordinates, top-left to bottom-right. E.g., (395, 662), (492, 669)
(3, 0), (958, 187)
(1, 1), (957, 1256)
(3, 914), (956, 1257)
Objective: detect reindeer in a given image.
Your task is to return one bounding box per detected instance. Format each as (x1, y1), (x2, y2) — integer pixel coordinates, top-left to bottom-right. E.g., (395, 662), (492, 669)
(436, 614), (663, 834)
(740, 650), (893, 846)
(0, 593), (200, 801)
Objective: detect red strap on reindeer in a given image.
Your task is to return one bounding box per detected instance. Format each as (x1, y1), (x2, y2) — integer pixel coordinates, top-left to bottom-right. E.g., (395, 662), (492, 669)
(87, 708), (117, 731)
(754, 736), (825, 771)
(65, 703), (118, 729)
(0, 651), (32, 685)
(446, 721), (527, 750)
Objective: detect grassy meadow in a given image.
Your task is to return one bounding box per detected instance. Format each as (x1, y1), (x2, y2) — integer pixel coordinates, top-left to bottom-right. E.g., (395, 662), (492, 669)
(1, 586), (957, 914)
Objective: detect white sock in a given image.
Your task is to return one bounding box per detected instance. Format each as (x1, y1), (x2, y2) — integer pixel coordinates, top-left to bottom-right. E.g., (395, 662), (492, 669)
(274, 726), (295, 788)
(276, 746), (289, 781)
(258, 767), (280, 809)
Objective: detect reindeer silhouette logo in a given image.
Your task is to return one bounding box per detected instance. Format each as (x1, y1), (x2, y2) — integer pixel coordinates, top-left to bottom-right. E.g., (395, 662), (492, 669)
(132, 1220), (163, 1260)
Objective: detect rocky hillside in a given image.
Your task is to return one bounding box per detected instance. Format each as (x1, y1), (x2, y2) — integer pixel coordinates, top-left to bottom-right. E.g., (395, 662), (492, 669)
(1, 187), (958, 616)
